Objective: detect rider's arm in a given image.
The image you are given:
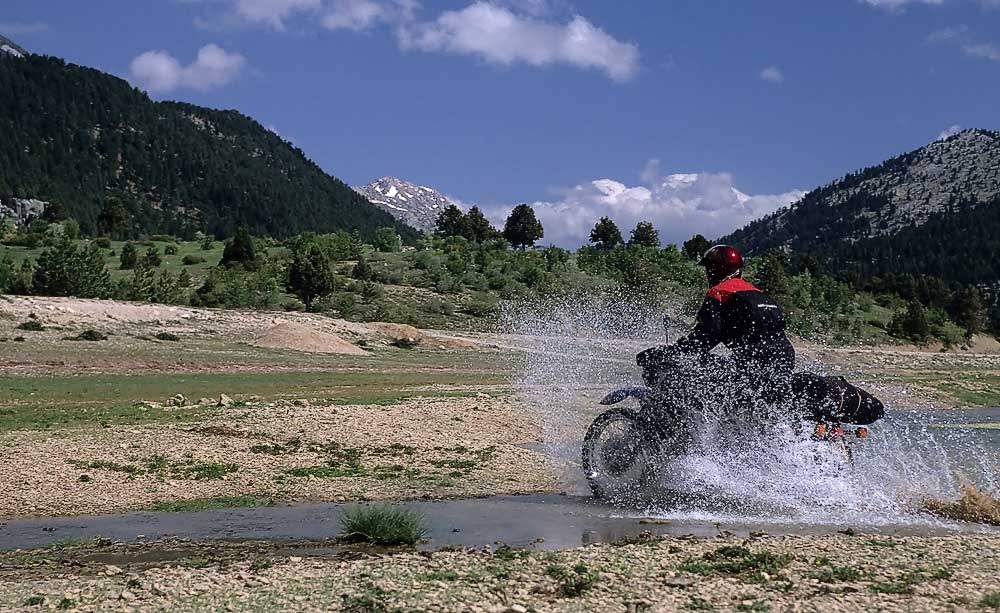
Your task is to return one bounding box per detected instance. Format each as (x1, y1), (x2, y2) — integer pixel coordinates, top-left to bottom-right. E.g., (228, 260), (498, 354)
(674, 295), (724, 353)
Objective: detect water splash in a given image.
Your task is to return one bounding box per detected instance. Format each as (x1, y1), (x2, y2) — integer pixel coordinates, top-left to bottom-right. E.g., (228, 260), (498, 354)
(501, 294), (1000, 530)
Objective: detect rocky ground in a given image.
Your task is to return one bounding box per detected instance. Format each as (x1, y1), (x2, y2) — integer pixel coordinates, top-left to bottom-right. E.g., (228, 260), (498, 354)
(2, 296), (999, 611)
(0, 394), (559, 518)
(1, 533), (998, 612)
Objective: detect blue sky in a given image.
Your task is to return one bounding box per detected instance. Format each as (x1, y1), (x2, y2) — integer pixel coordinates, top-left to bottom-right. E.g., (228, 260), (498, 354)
(2, 0), (999, 245)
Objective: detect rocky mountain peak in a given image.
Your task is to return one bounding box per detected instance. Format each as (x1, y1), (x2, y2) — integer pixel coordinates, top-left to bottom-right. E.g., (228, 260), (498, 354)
(0, 35), (27, 58)
(356, 176), (459, 232)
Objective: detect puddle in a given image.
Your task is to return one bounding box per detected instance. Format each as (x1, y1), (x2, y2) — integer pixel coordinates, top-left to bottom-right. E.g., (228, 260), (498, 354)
(0, 494), (991, 553)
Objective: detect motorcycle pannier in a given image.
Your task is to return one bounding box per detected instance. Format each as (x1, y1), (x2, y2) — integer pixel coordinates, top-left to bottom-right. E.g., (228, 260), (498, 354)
(791, 373), (885, 425)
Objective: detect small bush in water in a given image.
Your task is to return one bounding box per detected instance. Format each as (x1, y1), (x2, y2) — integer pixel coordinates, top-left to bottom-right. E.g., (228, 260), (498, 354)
(339, 504), (426, 546)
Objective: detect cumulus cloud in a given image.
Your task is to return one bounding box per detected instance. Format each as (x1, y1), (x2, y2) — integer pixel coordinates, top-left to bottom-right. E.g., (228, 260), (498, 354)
(937, 124), (963, 140)
(231, 0), (321, 29)
(478, 165), (805, 248)
(397, 2), (640, 82)
(130, 44), (247, 93)
(964, 41), (1000, 61)
(0, 21), (49, 35)
(759, 66), (784, 84)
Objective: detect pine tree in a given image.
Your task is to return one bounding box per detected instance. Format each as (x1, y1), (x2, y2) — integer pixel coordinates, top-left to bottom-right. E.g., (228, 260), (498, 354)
(590, 217), (623, 250)
(462, 207), (498, 243)
(628, 221), (660, 248)
(119, 242), (138, 270)
(756, 249), (790, 303)
(32, 238), (110, 298)
(287, 241), (336, 310)
(436, 205), (466, 238)
(950, 286), (986, 339)
(221, 227), (257, 269)
(682, 234), (713, 260)
(144, 246), (162, 268)
(503, 204), (544, 249)
(97, 197), (129, 239)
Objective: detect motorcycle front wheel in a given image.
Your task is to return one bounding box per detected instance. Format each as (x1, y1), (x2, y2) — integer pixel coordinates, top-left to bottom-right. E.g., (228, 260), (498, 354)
(581, 407), (659, 502)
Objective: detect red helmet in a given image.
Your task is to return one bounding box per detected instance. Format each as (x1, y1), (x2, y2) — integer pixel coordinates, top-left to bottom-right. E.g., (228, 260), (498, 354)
(698, 245), (743, 283)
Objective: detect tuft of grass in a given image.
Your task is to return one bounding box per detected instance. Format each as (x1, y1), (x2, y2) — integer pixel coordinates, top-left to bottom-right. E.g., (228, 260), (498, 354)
(24, 595), (45, 606)
(493, 543), (531, 561)
(736, 599), (770, 612)
(811, 558), (862, 583)
(285, 464), (364, 479)
(339, 504), (427, 546)
(250, 558), (274, 572)
(422, 569), (460, 582)
(981, 592), (1000, 609)
(17, 320), (45, 331)
(56, 598), (75, 610)
(154, 332), (180, 341)
(145, 495), (275, 513)
(684, 597), (716, 611)
(545, 563), (600, 598)
(179, 461), (238, 480)
(680, 546), (791, 583)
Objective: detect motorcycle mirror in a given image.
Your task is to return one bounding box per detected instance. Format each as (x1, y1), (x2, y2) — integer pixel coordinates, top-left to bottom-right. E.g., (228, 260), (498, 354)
(661, 313), (670, 343)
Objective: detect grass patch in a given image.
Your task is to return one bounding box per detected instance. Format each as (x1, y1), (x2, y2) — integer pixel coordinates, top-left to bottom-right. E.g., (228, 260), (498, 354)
(422, 569), (460, 582)
(145, 495), (276, 513)
(285, 464), (365, 479)
(339, 504), (427, 546)
(24, 595), (45, 606)
(981, 592), (1000, 609)
(811, 557), (862, 583)
(680, 545), (791, 583)
(736, 599), (770, 612)
(684, 597), (716, 611)
(493, 543), (532, 561)
(154, 332), (180, 341)
(545, 563), (600, 598)
(17, 320), (45, 332)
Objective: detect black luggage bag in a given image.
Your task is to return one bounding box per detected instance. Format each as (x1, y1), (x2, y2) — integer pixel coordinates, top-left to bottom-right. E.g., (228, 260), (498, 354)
(791, 373), (885, 425)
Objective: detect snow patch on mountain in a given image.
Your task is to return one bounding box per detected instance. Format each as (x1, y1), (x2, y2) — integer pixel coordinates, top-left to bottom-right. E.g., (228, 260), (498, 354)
(356, 176), (461, 232)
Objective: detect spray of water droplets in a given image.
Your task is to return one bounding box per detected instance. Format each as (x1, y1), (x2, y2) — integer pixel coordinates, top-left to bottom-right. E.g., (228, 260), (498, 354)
(499, 292), (1000, 530)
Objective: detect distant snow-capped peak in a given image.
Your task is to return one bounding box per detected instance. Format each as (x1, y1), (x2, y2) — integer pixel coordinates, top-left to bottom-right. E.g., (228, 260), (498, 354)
(356, 176), (461, 232)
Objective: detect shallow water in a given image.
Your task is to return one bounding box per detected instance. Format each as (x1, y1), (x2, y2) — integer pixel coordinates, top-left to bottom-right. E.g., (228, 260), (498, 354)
(1, 492), (993, 553)
(502, 297), (1000, 530)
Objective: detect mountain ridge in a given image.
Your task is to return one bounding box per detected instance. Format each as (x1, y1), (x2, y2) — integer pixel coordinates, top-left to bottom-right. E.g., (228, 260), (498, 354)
(0, 52), (418, 241)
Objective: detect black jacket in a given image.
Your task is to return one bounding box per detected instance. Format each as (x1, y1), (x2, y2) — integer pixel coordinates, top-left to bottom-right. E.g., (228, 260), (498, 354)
(674, 277), (795, 375)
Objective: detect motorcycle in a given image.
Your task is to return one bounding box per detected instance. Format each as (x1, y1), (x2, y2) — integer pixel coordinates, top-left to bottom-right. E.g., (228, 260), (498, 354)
(581, 317), (883, 502)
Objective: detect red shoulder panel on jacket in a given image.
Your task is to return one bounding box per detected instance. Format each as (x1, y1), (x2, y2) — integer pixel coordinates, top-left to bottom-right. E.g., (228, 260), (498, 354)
(706, 278), (761, 303)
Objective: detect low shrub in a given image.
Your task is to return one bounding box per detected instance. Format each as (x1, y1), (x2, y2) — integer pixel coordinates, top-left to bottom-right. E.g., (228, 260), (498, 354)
(339, 504), (426, 546)
(154, 332), (180, 342)
(17, 320), (45, 332)
(66, 329), (108, 342)
(182, 254), (207, 266)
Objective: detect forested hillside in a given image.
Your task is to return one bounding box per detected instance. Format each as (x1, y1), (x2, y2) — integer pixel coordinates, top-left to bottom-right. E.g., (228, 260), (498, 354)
(0, 53), (417, 241)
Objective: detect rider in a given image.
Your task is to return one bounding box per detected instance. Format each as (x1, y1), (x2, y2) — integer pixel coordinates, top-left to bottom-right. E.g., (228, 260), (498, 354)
(639, 245), (795, 405)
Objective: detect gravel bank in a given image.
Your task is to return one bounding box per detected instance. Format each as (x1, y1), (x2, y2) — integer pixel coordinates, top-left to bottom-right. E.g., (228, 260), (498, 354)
(0, 396), (560, 518)
(1, 533), (998, 612)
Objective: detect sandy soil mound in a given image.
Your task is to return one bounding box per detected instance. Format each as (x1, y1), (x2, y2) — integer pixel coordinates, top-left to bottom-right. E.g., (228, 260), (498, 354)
(253, 322), (368, 355)
(369, 322), (477, 349)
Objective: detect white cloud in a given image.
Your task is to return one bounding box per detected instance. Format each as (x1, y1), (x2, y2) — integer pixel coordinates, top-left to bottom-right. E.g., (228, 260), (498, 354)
(963, 41), (1000, 61)
(861, 0), (943, 10)
(130, 44), (247, 93)
(937, 124), (963, 139)
(397, 2), (640, 82)
(0, 21), (48, 35)
(231, 0), (321, 29)
(928, 25), (1000, 62)
(322, 0), (386, 30)
(759, 66), (784, 84)
(479, 165), (805, 248)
